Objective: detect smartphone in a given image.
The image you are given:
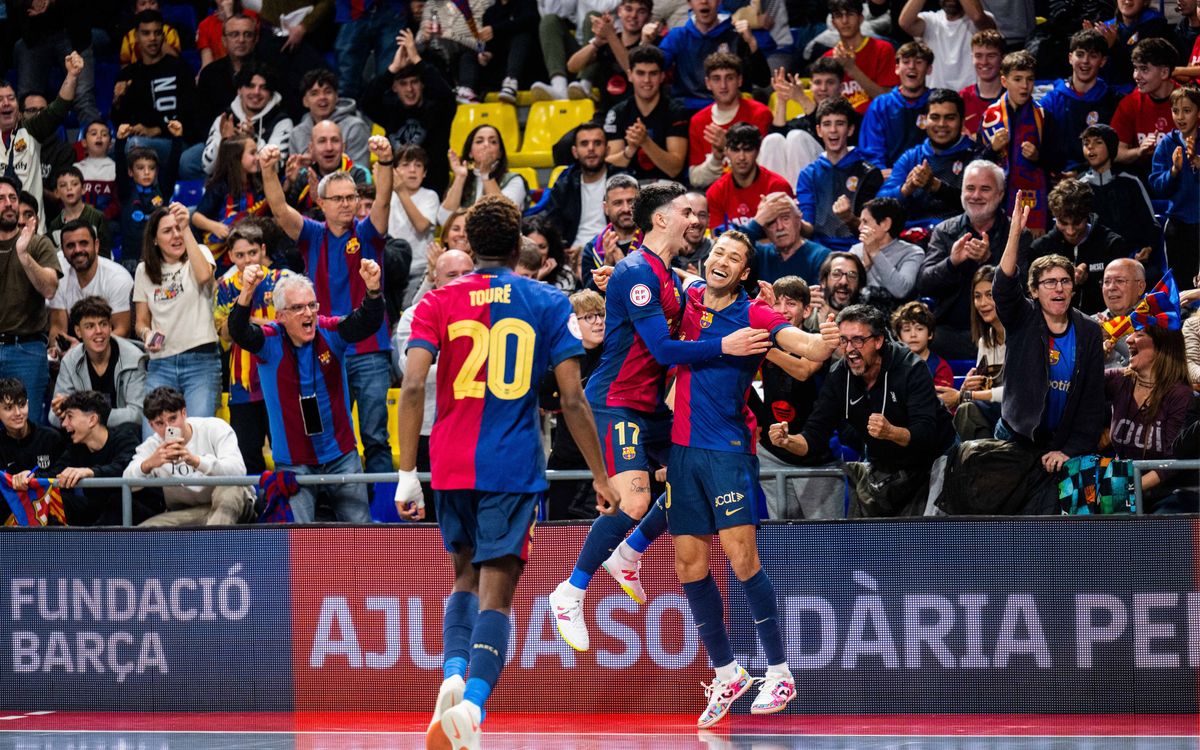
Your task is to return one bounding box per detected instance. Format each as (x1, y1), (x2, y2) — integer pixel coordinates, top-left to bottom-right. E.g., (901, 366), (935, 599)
(165, 426), (183, 442)
(148, 331), (166, 349)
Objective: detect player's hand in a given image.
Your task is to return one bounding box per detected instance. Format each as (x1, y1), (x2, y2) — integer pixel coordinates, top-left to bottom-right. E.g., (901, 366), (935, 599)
(593, 476), (619, 515)
(394, 469), (426, 519)
(1041, 450), (1069, 473)
(359, 259), (382, 292)
(654, 466), (667, 483)
(721, 326), (771, 356)
(990, 127), (1009, 153)
(816, 313), (839, 359)
(591, 265), (613, 292)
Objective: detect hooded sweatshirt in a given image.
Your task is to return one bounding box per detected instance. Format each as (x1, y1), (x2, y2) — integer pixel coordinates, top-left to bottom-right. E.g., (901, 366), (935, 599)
(878, 134), (981, 219)
(659, 14), (770, 110)
(858, 86), (931, 170)
(288, 98), (371, 166)
(1038, 77), (1118, 174)
(1149, 130), (1200, 224)
(795, 148), (882, 249)
(202, 92), (294, 174)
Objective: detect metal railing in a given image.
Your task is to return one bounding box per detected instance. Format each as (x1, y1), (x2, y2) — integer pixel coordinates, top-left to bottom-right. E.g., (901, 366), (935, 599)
(56, 460), (1200, 526)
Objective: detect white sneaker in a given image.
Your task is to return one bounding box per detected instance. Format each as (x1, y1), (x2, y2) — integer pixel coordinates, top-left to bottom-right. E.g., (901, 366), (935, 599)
(750, 671), (796, 714)
(427, 702), (480, 750)
(697, 666), (752, 728)
(568, 80), (592, 100)
(602, 547), (647, 605)
(498, 77), (518, 104)
(548, 584), (589, 651)
(427, 674), (465, 732)
(455, 86), (478, 104)
(531, 76), (568, 101)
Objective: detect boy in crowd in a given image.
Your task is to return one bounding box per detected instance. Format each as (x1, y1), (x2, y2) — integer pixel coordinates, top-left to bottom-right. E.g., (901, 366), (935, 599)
(75, 121), (120, 223)
(822, 0), (898, 114)
(892, 300), (954, 389)
(1030, 179), (1126, 315)
(1113, 39), (1179, 175)
(1095, 0), (1171, 85)
(49, 296), (146, 430)
(119, 147), (166, 272)
(979, 51), (1047, 233)
(0, 380), (65, 480)
(604, 45), (689, 181)
(1039, 30), (1118, 177)
(760, 58), (844, 187)
(1077, 124), (1160, 262)
(898, 0), (996, 92)
(959, 29), (1005, 136)
(47, 167), (112, 254)
(687, 52), (773, 189)
(704, 124), (793, 231)
(859, 41), (935, 172)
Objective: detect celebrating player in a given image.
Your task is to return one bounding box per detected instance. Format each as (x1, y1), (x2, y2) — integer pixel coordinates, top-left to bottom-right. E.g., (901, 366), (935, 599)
(395, 195), (617, 750)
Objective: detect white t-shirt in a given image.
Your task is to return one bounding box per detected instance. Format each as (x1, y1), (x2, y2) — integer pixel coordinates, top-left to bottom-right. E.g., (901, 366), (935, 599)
(572, 177), (608, 248)
(388, 187), (440, 255)
(919, 10), (993, 92)
(123, 416), (246, 507)
(132, 245), (218, 359)
(50, 255), (135, 314)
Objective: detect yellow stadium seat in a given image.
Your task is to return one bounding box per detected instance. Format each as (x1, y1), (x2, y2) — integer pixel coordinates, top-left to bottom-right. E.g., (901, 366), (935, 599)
(449, 103), (521, 158)
(483, 90), (536, 107)
(549, 164), (568, 187)
(509, 167), (540, 192)
(768, 92), (806, 122)
(510, 100), (596, 168)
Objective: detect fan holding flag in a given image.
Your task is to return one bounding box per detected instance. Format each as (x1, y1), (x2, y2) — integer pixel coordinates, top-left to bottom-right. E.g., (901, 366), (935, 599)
(0, 379), (67, 524)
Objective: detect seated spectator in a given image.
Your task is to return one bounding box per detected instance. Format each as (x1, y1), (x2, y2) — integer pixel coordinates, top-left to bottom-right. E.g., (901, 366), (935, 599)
(604, 45), (688, 181)
(1148, 86), (1200, 284)
(938, 264), (1006, 437)
(332, 0), (406, 101)
(74, 121), (119, 226)
(898, 0), (995, 93)
(119, 0), (181, 65)
(1105, 326), (1192, 513)
(228, 263), (385, 523)
(705, 124), (792, 231)
(821, 0), (897, 114)
(579, 174), (641, 286)
(759, 59), (842, 187)
(892, 300), (954, 388)
(979, 51), (1047, 234)
(1077, 124), (1160, 262)
(919, 159), (1031, 358)
(994, 202), (1106, 514)
(48, 167), (112, 255)
(850, 196), (923, 307)
(0, 379), (65, 479)
(193, 134), (270, 265)
(119, 147), (166, 272)
(133, 203), (221, 419)
(879, 88), (983, 222)
(523, 217), (578, 291)
(19, 91), (76, 221)
(1095, 258), (1147, 367)
(126, 386), (255, 526)
(284, 120), (372, 218)
(688, 53), (773, 189)
(1095, 0), (1170, 85)
(959, 29), (1004, 137)
(414, 0), (505, 103)
(1113, 39), (1179, 176)
(1174, 0), (1200, 72)
(540, 122), (613, 254)
(196, 12), (260, 129)
(363, 29), (456, 194)
(212, 223), (294, 474)
(858, 41), (934, 172)
(458, 0), (539, 104)
(743, 192), (830, 286)
(676, 191), (714, 275)
(659, 0), (770, 111)
(289, 69), (371, 166)
(1030, 180), (1125, 315)
(439, 125), (528, 222)
(1038, 29), (1119, 177)
(802, 251), (866, 329)
(389, 145), (440, 303)
(769, 303), (958, 517)
(48, 221), (134, 348)
(795, 98), (883, 251)
(49, 296), (147, 430)
(201, 63), (294, 176)
(196, 0), (260, 68)
(17, 192), (40, 229)
(561, 0), (654, 112)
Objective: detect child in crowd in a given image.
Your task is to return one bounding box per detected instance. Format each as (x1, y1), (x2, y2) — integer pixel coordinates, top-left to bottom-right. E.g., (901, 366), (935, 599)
(120, 147), (166, 274)
(75, 122), (120, 224)
(1092, 0), (1170, 85)
(822, 0), (898, 114)
(959, 29), (1004, 136)
(1149, 86), (1200, 284)
(1038, 29), (1118, 177)
(192, 134), (269, 270)
(892, 300), (954, 389)
(1077, 124), (1160, 263)
(1113, 39), (1179, 174)
(389, 144), (440, 291)
(980, 51), (1047, 234)
(48, 167), (113, 256)
(120, 0), (182, 65)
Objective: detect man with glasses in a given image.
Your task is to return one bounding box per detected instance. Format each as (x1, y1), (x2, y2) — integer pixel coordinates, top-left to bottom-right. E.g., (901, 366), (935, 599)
(704, 124), (792, 233)
(1093, 258), (1147, 367)
(197, 13), (260, 131)
(802, 251), (865, 330)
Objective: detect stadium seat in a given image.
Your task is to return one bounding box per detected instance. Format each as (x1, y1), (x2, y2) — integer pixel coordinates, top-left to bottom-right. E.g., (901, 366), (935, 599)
(509, 100), (595, 168)
(448, 103), (520, 156)
(174, 179), (205, 209)
(483, 90), (536, 107)
(549, 164), (567, 187)
(768, 92), (806, 121)
(509, 167), (540, 192)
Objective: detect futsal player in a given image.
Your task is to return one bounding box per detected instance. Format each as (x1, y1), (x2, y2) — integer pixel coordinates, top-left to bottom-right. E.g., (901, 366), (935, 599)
(548, 182), (772, 652)
(395, 195), (618, 750)
(668, 231), (838, 727)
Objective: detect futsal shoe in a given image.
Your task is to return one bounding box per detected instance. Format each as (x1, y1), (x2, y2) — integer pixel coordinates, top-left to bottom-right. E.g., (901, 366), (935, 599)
(427, 674), (465, 732)
(549, 583), (589, 651)
(750, 671), (796, 715)
(697, 666), (752, 728)
(428, 702), (481, 750)
(602, 548), (647, 605)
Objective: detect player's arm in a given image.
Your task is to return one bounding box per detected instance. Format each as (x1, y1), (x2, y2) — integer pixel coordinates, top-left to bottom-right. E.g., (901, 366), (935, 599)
(765, 348), (823, 380)
(774, 323), (838, 362)
(395, 346), (432, 520)
(631, 313), (769, 364)
(553, 357), (619, 515)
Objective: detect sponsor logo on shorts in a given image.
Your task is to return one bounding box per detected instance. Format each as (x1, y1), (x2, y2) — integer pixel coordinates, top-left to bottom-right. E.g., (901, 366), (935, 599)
(714, 491), (744, 507)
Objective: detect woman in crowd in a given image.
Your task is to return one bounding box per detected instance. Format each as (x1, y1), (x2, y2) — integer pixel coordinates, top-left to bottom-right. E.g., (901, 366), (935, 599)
(850, 197), (924, 311)
(938, 265), (1007, 439)
(438, 125), (528, 224)
(191, 134), (269, 270)
(523, 215), (578, 292)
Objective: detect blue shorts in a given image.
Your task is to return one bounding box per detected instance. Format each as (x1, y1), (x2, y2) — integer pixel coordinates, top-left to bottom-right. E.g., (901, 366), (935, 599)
(435, 490), (540, 564)
(591, 405), (671, 477)
(665, 445), (761, 537)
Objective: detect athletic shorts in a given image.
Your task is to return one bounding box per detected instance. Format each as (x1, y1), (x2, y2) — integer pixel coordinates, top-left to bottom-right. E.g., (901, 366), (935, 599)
(591, 405), (671, 477)
(665, 444), (761, 537)
(435, 489), (540, 564)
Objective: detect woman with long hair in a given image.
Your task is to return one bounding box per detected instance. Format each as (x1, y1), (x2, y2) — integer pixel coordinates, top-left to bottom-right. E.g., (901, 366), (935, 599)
(437, 125), (527, 224)
(938, 264), (1007, 438)
(522, 216), (577, 292)
(192, 134), (268, 267)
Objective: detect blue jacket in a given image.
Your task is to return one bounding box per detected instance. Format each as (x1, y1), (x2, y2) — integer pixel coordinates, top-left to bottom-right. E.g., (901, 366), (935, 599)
(796, 148), (883, 250)
(1038, 78), (1118, 174)
(858, 87), (931, 169)
(659, 16), (771, 110)
(878, 135), (981, 219)
(1149, 130), (1200, 224)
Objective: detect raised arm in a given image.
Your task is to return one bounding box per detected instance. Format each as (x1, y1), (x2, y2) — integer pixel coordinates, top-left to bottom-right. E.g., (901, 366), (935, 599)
(258, 145), (305, 241)
(898, 0), (926, 44)
(368, 136), (394, 235)
(170, 202), (213, 287)
(999, 200), (1030, 278)
(228, 264), (269, 353)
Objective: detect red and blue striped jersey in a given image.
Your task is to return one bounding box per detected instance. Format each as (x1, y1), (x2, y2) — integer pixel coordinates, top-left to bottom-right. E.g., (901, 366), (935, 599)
(672, 284), (790, 453)
(408, 267), (584, 492)
(254, 318), (359, 466)
(298, 216), (390, 356)
(584, 248), (683, 412)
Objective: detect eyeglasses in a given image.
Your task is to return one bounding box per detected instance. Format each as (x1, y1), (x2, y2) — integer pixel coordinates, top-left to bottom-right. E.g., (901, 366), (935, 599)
(322, 194), (357, 204)
(1036, 277), (1073, 289)
(839, 335), (877, 349)
(580, 313), (604, 325)
(1102, 277), (1133, 287)
(283, 301), (320, 314)
(829, 269), (859, 281)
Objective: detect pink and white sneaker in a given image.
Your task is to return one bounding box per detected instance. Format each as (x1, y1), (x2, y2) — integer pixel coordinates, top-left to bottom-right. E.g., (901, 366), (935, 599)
(750, 671), (796, 714)
(602, 548), (647, 604)
(697, 666), (752, 728)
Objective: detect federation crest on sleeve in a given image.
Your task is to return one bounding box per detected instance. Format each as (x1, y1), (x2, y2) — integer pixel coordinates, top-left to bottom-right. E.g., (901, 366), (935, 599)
(630, 283), (652, 307)
(622, 446), (637, 460)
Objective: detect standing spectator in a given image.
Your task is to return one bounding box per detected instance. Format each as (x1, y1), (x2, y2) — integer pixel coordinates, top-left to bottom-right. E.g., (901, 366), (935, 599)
(388, 145), (440, 305)
(759, 60), (841, 187)
(127, 386), (255, 526)
(1148, 87), (1200, 285)
(978, 51), (1047, 234)
(1172, 0), (1200, 64)
(289, 69), (371, 167)
(0, 379), (65, 478)
(687, 53), (773, 189)
(74, 121), (119, 225)
(196, 12), (260, 130)
(48, 221), (134, 346)
(251, 0), (331, 120)
(937, 264), (1006, 437)
(898, 0), (995, 92)
(200, 64), (293, 176)
(132, 203), (221, 419)
(1113, 39), (1179, 175)
(959, 28), (1004, 137)
(851, 196), (924, 306)
(858, 41), (934, 172)
(743, 193), (830, 286)
(18, 91), (75, 221)
(1077, 124), (1160, 262)
(284, 121), (372, 218)
(49, 296), (146, 430)
(1030, 180), (1126, 315)
(228, 261), (385, 523)
(1095, 0), (1170, 85)
(540, 122), (613, 254)
(457, 0), (539, 104)
(821, 0), (898, 114)
(704, 124), (792, 231)
(192, 135), (269, 264)
(196, 0), (259, 67)
(118, 0), (181, 65)
(439, 125), (528, 220)
(981, 0), (1034, 51)
(11, 0), (99, 128)
(603, 45), (688, 181)
(415, 0), (493, 101)
(332, 0), (406, 101)
(1038, 29), (1119, 177)
(892, 300), (954, 388)
(658, 0), (770, 111)
(119, 147), (166, 271)
(0, 176), (60, 424)
(1094, 258), (1147, 367)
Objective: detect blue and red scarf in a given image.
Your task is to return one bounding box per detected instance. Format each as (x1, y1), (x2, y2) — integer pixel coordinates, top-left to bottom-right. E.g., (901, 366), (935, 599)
(981, 94), (1047, 231)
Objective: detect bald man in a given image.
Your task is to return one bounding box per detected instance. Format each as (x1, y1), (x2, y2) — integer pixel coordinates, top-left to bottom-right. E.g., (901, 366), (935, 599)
(285, 120), (373, 217)
(1094, 258), (1147, 367)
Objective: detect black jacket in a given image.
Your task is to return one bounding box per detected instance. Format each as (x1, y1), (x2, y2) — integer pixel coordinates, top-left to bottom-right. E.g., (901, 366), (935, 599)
(1030, 219), (1126, 315)
(112, 56), (200, 142)
(361, 61), (456, 195)
(993, 264), (1106, 457)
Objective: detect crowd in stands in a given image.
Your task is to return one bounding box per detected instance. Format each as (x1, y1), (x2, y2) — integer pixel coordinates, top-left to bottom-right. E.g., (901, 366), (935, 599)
(0, 0), (1198, 524)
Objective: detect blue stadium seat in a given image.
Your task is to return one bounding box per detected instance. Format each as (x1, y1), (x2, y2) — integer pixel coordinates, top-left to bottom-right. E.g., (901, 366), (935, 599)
(173, 179), (205, 208)
(948, 359), (975, 376)
(161, 3), (198, 46)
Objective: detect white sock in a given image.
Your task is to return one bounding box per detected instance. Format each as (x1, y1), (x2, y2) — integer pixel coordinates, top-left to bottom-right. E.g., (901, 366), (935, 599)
(766, 662), (792, 678)
(715, 661), (742, 683)
(551, 75), (567, 88)
(557, 580), (585, 599)
(615, 540), (640, 562)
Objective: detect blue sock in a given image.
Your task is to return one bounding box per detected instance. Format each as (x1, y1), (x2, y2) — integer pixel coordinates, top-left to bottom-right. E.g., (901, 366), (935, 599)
(741, 568), (785, 667)
(567, 510), (637, 589)
(443, 591), (478, 680)
(682, 573), (734, 669)
(462, 609), (510, 714)
(626, 495), (668, 554)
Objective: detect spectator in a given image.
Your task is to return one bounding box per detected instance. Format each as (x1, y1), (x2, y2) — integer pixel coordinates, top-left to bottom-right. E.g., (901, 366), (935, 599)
(994, 202), (1106, 513)
(126, 386), (255, 526)
(228, 261), (385, 523)
(284, 120), (372, 219)
(289, 68), (371, 167)
(802, 251), (866, 329)
(1186, 306), (1200, 388)
(49, 296), (146, 430)
(1113, 39), (1179, 175)
(1077, 124), (1160, 262)
(879, 88), (981, 222)
(919, 159), (1031, 358)
(742, 192), (830, 286)
(687, 52), (773, 189)
(74, 121), (119, 225)
(858, 41), (934, 171)
(48, 167), (112, 254)
(0, 378), (65, 479)
(332, 0), (406, 101)
(704, 124), (792, 231)
(1105, 326), (1192, 513)
(192, 134), (269, 263)
(119, 147), (166, 271)
(200, 63), (294, 176)
(48, 220), (134, 347)
(898, 0), (995, 92)
(769, 303), (957, 517)
(118, 0), (181, 65)
(1148, 86), (1200, 285)
(658, 0), (770, 111)
(212, 223), (293, 474)
(439, 125), (528, 221)
(458, 0), (539, 104)
(892, 299), (954, 388)
(414, 0), (495, 102)
(1038, 29), (1118, 177)
(196, 0), (259, 68)
(17, 192), (40, 231)
(1094, 257), (1147, 367)
(759, 59), (841, 187)
(11, 0), (99, 128)
(1173, 0), (1200, 64)
(18, 91), (75, 220)
(196, 12), (260, 130)
(938, 264), (1006, 437)
(389, 144), (440, 305)
(851, 196), (924, 306)
(959, 28), (1004, 137)
(362, 29), (456, 194)
(1095, 0), (1170, 85)
(821, 0), (898, 114)
(260, 138), (397, 478)
(562, 0), (654, 112)
(251, 0), (331, 120)
(604, 45), (688, 181)
(523, 216), (577, 291)
(1030, 179), (1125, 315)
(0, 176), (61, 424)
(983, 0), (1034, 51)
(676, 191), (714, 275)
(541, 122), (613, 253)
(795, 98), (883, 251)
(579, 173), (641, 285)
(978, 51), (1047, 234)
(132, 203), (221, 419)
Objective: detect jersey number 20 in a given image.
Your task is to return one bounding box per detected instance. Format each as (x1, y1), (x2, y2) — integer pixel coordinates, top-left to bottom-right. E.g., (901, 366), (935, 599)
(448, 319), (536, 400)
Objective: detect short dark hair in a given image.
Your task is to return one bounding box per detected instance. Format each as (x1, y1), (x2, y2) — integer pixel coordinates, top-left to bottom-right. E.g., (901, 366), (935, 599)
(127, 146), (159, 167)
(234, 61), (274, 92)
(1080, 123), (1118, 159)
(54, 165), (84, 186)
(926, 87), (964, 118)
(1069, 28), (1108, 57)
(134, 8), (165, 27)
(1000, 51), (1036, 76)
(17, 190), (38, 213)
(1131, 37), (1178, 69)
(809, 57), (844, 79)
(717, 228), (756, 268)
(60, 218), (98, 242)
(890, 299), (936, 337)
(0, 175), (20, 196)
(897, 40), (934, 64)
(574, 120), (607, 143)
(815, 98), (857, 126)
(1047, 179), (1093, 223)
(61, 390), (112, 426)
(725, 123), (761, 151)
(143, 387), (187, 421)
(227, 221), (265, 247)
(395, 143), (429, 168)
(773, 275), (810, 306)
(836, 303), (888, 337)
(827, 0), (861, 15)
(628, 45), (665, 70)
(633, 181), (686, 233)
(392, 63), (422, 82)
(19, 91), (49, 110)
(704, 51), (742, 77)
(820, 251), (867, 286)
(300, 68), (338, 95)
(0, 379), (27, 406)
(862, 197), (906, 238)
(70, 296), (113, 327)
(466, 195), (522, 260)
